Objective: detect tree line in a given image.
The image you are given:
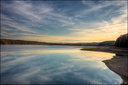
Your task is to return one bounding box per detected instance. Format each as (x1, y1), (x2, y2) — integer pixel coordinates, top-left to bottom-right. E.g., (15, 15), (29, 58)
(115, 33), (128, 48)
(0, 39), (98, 46)
(1, 33), (127, 48)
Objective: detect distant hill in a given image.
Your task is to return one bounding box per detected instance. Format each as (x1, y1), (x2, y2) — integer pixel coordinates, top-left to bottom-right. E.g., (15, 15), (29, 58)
(115, 33), (128, 48)
(0, 39), (98, 46)
(98, 41), (115, 46)
(0, 39), (47, 45)
(1, 39), (119, 47)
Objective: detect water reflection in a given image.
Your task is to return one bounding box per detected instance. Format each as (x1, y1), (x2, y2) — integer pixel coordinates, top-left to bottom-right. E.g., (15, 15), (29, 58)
(1, 45), (123, 84)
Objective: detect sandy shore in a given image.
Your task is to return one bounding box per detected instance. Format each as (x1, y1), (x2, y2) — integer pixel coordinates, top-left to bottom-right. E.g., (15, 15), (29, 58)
(103, 55), (128, 84)
(81, 46), (128, 84)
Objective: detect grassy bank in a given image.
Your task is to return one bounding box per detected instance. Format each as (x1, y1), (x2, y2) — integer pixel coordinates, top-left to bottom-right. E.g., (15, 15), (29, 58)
(81, 46), (128, 53)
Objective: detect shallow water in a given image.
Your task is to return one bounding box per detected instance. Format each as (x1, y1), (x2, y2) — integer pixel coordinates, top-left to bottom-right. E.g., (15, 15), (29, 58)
(1, 45), (123, 84)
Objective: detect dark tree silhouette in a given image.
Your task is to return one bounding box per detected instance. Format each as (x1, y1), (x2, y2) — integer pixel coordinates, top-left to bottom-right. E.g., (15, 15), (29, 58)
(115, 33), (128, 48)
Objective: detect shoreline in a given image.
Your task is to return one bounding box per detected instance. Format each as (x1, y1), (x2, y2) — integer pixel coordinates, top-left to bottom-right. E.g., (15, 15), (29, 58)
(81, 46), (128, 53)
(103, 56), (128, 84)
(81, 46), (128, 84)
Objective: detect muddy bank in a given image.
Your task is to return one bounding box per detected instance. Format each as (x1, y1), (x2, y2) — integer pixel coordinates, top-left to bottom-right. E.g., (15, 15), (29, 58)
(103, 54), (128, 84)
(81, 46), (128, 84)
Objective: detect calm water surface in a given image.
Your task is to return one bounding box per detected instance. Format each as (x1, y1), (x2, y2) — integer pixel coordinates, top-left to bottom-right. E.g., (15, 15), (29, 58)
(1, 45), (122, 84)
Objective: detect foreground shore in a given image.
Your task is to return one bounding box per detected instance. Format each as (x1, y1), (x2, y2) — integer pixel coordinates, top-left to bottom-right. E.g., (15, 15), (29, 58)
(81, 46), (128, 84)
(103, 55), (128, 84)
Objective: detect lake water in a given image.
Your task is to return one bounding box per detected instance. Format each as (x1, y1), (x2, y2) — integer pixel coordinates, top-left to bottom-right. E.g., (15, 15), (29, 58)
(1, 45), (122, 84)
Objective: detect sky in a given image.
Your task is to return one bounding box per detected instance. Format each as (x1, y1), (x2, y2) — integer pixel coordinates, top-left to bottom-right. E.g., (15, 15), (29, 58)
(1, 0), (127, 43)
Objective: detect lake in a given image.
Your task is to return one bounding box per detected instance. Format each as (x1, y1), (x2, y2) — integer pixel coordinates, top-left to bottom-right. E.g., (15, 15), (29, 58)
(1, 45), (123, 84)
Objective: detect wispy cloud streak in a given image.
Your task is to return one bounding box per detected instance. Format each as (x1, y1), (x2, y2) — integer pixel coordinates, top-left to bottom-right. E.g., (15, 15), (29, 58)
(1, 0), (127, 42)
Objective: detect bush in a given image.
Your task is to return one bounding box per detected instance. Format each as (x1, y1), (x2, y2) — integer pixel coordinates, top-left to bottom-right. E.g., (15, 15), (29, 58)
(115, 34), (128, 48)
(98, 41), (115, 46)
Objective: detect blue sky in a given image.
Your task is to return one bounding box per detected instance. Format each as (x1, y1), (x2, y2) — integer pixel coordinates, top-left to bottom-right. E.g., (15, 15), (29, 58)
(1, 0), (127, 43)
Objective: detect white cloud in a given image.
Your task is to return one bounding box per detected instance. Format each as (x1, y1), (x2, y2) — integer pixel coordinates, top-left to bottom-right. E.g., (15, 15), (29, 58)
(1, 20), (36, 33)
(11, 1), (73, 26)
(65, 1), (127, 42)
(1, 1), (75, 32)
(76, 1), (126, 18)
(1, 1), (127, 43)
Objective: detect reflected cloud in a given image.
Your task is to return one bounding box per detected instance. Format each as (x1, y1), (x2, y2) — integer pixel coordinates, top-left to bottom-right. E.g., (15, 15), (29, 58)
(1, 45), (122, 84)
(69, 50), (115, 62)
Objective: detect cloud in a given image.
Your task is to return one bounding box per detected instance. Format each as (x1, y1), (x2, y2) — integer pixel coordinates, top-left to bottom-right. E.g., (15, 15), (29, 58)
(8, 1), (73, 25)
(2, 33), (86, 43)
(1, 22), (36, 33)
(1, 1), (75, 35)
(1, 1), (127, 43)
(66, 1), (127, 42)
(68, 18), (127, 42)
(76, 0), (126, 18)
(2, 1), (50, 22)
